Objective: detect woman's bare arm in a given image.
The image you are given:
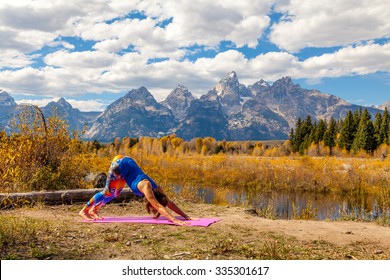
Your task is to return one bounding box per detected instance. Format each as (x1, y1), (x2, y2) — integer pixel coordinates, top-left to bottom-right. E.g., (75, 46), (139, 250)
(140, 182), (189, 226)
(156, 186), (191, 220)
(166, 200), (190, 220)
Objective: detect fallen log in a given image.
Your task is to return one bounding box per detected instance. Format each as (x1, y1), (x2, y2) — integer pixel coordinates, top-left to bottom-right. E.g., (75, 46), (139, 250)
(0, 188), (140, 208)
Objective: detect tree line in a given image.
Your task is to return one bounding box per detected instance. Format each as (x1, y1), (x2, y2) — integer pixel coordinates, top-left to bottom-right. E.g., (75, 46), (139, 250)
(289, 107), (390, 155)
(90, 107), (390, 158)
(90, 135), (273, 157)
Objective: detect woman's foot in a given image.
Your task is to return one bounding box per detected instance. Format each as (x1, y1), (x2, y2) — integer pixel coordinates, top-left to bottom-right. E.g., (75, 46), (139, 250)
(88, 207), (103, 220)
(79, 208), (94, 221)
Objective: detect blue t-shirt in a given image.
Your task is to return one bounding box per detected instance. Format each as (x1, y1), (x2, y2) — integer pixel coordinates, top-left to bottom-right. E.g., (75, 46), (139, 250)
(116, 156), (158, 197)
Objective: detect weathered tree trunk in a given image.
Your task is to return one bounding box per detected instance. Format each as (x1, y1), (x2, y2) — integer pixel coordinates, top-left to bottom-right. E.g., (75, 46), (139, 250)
(0, 188), (140, 208)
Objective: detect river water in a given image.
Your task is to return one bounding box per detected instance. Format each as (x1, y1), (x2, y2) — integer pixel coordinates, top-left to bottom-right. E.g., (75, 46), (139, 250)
(172, 185), (390, 221)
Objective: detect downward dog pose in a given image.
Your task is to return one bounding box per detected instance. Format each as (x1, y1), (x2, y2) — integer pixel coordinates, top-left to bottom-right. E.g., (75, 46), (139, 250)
(79, 155), (191, 226)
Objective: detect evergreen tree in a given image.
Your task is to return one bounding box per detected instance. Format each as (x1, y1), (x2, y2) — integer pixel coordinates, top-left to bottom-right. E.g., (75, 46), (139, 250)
(290, 116), (314, 154)
(290, 117), (303, 153)
(289, 107), (389, 156)
(352, 109), (377, 153)
(336, 118), (343, 133)
(289, 127), (295, 143)
(338, 110), (356, 152)
(374, 111), (383, 145)
(314, 119), (327, 144)
(353, 107), (363, 129)
(380, 107), (390, 145)
(323, 117), (337, 154)
(309, 121), (317, 145)
(301, 115), (313, 152)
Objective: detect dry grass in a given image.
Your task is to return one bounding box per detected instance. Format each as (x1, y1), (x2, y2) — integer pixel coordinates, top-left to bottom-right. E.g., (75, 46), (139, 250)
(1, 202), (389, 260)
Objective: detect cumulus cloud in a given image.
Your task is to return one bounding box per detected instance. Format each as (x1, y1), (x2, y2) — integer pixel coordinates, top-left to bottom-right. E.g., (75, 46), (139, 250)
(160, 0), (272, 48)
(47, 40), (75, 50)
(248, 52), (300, 81)
(44, 50), (118, 69)
(90, 18), (183, 59)
(0, 0), (137, 54)
(0, 1), (80, 32)
(1, 42), (389, 100)
(15, 97), (57, 108)
(0, 1), (81, 52)
(0, 27), (55, 53)
(270, 0), (390, 52)
(300, 42), (390, 78)
(86, 1), (273, 58)
(66, 99), (107, 112)
(0, 0), (389, 107)
(0, 50), (36, 68)
(0, 0), (274, 61)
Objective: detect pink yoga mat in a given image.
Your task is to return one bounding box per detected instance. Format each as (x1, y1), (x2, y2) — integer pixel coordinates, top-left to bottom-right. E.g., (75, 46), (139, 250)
(83, 216), (221, 227)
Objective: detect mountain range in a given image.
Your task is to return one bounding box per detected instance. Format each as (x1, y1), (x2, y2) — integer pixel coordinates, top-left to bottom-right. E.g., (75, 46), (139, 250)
(0, 90), (100, 133)
(0, 72), (387, 141)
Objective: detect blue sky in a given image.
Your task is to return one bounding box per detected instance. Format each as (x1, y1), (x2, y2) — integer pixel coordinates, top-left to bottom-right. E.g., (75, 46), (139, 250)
(0, 0), (389, 111)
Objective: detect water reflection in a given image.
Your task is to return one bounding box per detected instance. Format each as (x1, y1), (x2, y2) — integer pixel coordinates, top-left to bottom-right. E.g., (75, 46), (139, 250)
(172, 185), (390, 221)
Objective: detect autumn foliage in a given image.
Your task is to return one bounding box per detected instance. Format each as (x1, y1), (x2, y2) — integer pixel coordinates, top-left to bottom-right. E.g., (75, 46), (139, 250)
(0, 106), (92, 192)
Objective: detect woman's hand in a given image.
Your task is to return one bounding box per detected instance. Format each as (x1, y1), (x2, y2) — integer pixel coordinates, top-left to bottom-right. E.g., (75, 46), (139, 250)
(172, 218), (190, 226)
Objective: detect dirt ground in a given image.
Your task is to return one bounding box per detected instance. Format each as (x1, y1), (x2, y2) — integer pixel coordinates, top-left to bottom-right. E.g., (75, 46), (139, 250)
(1, 200), (390, 260)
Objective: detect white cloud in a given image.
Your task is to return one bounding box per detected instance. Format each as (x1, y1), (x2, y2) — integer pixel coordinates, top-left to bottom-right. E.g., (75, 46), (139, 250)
(248, 52), (300, 81)
(0, 27), (56, 52)
(0, 0), (138, 54)
(0, 0), (273, 62)
(160, 0), (272, 49)
(270, 0), (390, 52)
(0, 50), (35, 68)
(47, 40), (75, 50)
(2, 42), (390, 100)
(228, 15), (270, 48)
(0, 1), (82, 52)
(0, 1), (81, 32)
(88, 0), (273, 59)
(66, 99), (107, 112)
(15, 97), (57, 108)
(90, 18), (182, 58)
(0, 67), (47, 93)
(300, 42), (390, 78)
(44, 50), (118, 69)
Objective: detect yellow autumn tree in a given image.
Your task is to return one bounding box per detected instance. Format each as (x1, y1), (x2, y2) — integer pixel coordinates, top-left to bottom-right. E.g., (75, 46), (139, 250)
(0, 105), (90, 192)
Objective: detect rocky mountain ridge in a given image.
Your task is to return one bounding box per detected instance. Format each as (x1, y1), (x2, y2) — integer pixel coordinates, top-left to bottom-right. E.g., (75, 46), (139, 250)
(83, 71), (383, 141)
(0, 90), (100, 133)
(86, 86), (176, 140)
(1, 73), (386, 141)
(42, 97), (100, 132)
(0, 89), (18, 130)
